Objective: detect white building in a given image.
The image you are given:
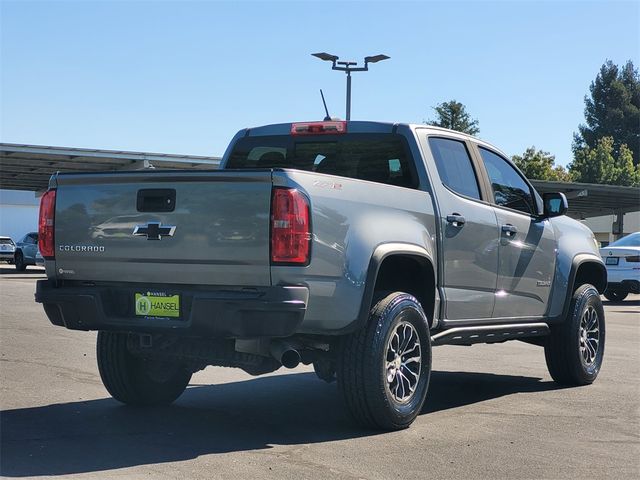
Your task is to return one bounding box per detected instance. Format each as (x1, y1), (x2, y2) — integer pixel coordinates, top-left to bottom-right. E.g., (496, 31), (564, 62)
(584, 212), (640, 246)
(0, 190), (39, 242)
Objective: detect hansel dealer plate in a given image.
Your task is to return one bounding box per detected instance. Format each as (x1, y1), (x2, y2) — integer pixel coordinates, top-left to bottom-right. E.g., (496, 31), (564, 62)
(135, 292), (180, 318)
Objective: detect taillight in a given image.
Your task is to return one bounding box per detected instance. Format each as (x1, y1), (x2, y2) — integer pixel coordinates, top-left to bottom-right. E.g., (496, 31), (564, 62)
(271, 188), (310, 264)
(625, 256), (640, 263)
(38, 190), (56, 259)
(291, 121), (347, 136)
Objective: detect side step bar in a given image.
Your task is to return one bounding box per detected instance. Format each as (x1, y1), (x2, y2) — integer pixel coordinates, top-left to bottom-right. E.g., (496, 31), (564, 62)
(431, 323), (550, 346)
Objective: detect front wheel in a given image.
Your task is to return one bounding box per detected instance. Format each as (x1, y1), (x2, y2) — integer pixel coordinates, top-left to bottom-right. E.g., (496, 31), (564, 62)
(97, 331), (192, 406)
(337, 292), (432, 430)
(545, 284), (605, 386)
(14, 251), (26, 271)
(603, 288), (628, 302)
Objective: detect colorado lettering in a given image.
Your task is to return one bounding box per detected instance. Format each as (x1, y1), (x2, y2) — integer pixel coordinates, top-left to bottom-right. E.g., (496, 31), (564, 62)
(59, 245), (105, 252)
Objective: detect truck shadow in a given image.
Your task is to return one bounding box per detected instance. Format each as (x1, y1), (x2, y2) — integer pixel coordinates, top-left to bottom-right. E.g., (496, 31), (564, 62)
(1, 370), (561, 477)
(0, 266), (45, 276)
(602, 299), (640, 307)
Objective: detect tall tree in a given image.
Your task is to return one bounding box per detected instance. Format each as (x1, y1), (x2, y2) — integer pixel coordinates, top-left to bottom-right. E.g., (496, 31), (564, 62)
(570, 136), (640, 186)
(574, 60), (640, 165)
(512, 147), (571, 182)
(426, 100), (480, 136)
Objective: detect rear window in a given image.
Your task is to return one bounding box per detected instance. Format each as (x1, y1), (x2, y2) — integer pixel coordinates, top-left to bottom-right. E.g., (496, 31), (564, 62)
(428, 137), (481, 200)
(226, 134), (418, 188)
(0, 238), (14, 246)
(609, 232), (640, 247)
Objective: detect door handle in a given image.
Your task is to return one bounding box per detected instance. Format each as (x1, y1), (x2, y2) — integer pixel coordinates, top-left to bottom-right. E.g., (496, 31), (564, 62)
(502, 224), (518, 237)
(446, 214), (466, 227)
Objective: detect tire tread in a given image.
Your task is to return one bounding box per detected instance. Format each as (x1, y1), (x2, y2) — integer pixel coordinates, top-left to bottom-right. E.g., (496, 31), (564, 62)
(545, 284), (604, 386)
(338, 292), (431, 430)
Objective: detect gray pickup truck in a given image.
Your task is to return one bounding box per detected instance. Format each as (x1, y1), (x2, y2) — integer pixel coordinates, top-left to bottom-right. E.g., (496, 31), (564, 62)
(35, 121), (607, 430)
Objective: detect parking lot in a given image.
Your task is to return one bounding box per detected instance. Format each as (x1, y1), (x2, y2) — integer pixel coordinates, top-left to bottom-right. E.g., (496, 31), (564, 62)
(0, 266), (638, 480)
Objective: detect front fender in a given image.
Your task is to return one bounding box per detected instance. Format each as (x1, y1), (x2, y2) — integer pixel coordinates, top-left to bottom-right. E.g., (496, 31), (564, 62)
(547, 252), (606, 322)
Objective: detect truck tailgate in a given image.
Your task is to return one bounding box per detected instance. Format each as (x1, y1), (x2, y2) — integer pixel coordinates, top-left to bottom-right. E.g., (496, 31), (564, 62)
(53, 170), (272, 286)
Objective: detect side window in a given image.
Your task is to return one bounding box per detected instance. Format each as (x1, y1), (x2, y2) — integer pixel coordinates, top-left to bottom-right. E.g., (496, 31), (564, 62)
(428, 137), (481, 200)
(479, 147), (535, 215)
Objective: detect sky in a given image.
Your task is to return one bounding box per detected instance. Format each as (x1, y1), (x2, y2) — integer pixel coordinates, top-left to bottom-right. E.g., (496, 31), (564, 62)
(1, 0), (638, 166)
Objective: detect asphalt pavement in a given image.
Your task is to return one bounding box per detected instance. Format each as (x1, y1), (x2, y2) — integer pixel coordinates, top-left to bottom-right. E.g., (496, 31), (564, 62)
(1, 266), (638, 479)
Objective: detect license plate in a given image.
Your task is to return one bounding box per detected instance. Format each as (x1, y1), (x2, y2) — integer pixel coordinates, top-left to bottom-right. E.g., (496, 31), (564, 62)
(135, 292), (180, 318)
(606, 257), (619, 265)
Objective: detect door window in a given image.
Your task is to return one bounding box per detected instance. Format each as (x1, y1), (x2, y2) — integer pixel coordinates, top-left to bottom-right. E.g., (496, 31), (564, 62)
(428, 138), (481, 200)
(479, 148), (535, 215)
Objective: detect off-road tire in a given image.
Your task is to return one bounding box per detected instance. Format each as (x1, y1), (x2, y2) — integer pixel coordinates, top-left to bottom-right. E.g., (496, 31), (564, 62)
(603, 289), (628, 303)
(545, 284), (605, 386)
(14, 251), (26, 271)
(97, 331), (192, 406)
(337, 292), (432, 430)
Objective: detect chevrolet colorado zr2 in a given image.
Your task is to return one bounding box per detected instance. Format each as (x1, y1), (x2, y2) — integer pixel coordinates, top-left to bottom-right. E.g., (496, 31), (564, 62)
(35, 121), (606, 430)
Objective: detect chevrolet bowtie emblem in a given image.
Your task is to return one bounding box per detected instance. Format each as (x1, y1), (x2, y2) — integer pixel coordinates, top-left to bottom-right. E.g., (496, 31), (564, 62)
(132, 222), (176, 240)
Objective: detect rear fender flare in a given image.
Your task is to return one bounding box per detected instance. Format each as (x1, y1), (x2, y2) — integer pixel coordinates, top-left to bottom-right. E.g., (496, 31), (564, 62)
(354, 243), (438, 332)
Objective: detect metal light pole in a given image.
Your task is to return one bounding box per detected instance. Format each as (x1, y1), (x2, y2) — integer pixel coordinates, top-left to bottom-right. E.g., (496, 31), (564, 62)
(312, 52), (390, 121)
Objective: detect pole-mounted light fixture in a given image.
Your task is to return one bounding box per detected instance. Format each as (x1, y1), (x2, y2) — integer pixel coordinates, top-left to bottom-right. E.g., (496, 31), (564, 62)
(311, 52), (390, 121)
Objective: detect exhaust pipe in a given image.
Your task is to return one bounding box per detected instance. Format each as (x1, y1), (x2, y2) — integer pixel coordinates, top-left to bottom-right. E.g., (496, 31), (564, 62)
(270, 340), (301, 369)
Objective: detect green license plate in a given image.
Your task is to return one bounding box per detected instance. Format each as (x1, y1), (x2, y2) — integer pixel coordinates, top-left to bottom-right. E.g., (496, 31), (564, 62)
(135, 292), (180, 318)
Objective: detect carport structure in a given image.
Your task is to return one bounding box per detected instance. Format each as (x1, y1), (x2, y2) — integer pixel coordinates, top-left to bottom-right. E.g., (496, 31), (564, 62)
(0, 143), (221, 191)
(531, 180), (640, 232)
(0, 143), (637, 222)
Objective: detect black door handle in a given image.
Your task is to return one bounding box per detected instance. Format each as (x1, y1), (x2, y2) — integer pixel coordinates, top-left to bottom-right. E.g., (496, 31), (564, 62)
(502, 224), (518, 236)
(446, 214), (466, 227)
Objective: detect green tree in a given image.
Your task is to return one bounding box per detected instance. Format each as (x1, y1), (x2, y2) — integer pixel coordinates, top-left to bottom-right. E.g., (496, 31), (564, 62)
(426, 100), (480, 136)
(574, 60), (640, 165)
(570, 137), (640, 186)
(512, 147), (571, 181)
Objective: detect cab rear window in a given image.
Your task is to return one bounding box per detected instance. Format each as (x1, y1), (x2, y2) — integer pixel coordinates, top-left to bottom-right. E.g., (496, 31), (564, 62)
(226, 134), (418, 189)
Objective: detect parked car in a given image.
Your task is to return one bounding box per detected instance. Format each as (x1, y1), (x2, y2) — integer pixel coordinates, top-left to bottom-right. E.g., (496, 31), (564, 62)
(35, 120), (607, 430)
(600, 231), (640, 302)
(35, 249), (45, 267)
(14, 232), (39, 271)
(0, 236), (16, 264)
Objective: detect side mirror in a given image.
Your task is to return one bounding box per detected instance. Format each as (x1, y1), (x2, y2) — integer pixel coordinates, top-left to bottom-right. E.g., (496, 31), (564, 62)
(543, 192), (568, 218)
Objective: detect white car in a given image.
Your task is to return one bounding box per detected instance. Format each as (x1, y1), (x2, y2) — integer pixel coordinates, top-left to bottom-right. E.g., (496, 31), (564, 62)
(600, 232), (640, 302)
(0, 236), (16, 264)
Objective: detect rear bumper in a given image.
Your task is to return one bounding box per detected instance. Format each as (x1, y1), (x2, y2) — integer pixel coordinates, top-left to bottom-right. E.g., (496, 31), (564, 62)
(605, 268), (640, 284)
(35, 280), (308, 338)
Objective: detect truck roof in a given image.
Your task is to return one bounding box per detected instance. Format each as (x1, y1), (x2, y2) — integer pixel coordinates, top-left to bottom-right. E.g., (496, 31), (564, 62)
(242, 121), (509, 159)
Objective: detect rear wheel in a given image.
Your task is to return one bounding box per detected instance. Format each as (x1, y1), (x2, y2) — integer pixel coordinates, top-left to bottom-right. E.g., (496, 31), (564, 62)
(337, 292), (432, 430)
(545, 284), (605, 386)
(97, 331), (192, 406)
(14, 251), (26, 271)
(603, 288), (628, 302)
